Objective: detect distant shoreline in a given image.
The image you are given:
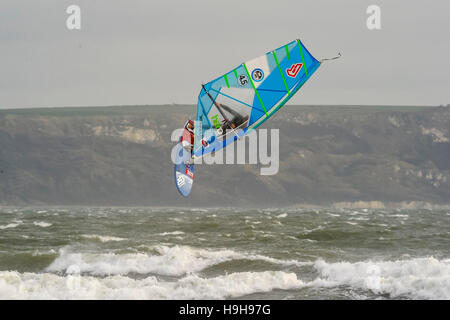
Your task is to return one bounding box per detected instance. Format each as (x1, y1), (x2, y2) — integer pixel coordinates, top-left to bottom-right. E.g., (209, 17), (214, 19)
(0, 104), (448, 206)
(1, 201), (449, 210)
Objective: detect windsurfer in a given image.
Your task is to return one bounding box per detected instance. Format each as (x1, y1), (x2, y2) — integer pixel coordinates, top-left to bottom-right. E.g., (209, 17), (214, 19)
(218, 103), (249, 135)
(202, 85), (248, 136)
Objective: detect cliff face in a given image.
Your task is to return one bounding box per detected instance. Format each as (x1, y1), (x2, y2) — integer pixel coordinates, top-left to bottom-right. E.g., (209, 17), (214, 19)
(0, 105), (449, 207)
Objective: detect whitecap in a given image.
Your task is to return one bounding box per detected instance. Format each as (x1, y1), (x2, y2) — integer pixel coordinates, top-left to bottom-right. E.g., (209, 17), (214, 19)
(81, 235), (126, 242)
(156, 231), (185, 236)
(33, 221), (52, 228)
(325, 213), (340, 217)
(308, 257), (450, 300)
(45, 245), (311, 277)
(0, 220), (23, 230)
(0, 223), (20, 230)
(0, 270), (303, 300)
(391, 214), (409, 218)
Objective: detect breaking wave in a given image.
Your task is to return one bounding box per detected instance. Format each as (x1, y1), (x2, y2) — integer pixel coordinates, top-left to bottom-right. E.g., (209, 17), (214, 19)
(156, 231), (185, 236)
(0, 220), (23, 230)
(45, 245), (309, 276)
(0, 270), (302, 300)
(33, 221), (52, 228)
(311, 257), (450, 300)
(81, 234), (126, 242)
(1, 244), (448, 300)
(4, 256), (448, 299)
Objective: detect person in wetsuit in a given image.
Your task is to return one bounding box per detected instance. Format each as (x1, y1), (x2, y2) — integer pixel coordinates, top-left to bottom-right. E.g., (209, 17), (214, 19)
(180, 120), (194, 154)
(202, 85), (248, 136)
(219, 103), (248, 132)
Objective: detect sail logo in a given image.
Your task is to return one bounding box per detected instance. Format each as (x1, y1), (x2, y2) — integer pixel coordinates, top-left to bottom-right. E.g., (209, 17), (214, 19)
(185, 168), (194, 179)
(251, 68), (264, 82)
(286, 63), (303, 78)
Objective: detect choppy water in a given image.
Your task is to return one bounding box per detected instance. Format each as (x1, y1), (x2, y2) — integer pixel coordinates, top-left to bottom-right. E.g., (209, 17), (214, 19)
(0, 207), (449, 300)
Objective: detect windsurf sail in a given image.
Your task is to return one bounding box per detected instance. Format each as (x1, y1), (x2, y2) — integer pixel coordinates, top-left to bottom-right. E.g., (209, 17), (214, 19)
(193, 39), (321, 158)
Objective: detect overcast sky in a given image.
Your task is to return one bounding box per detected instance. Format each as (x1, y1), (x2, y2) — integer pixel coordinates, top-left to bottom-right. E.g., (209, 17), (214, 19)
(1, 0), (449, 108)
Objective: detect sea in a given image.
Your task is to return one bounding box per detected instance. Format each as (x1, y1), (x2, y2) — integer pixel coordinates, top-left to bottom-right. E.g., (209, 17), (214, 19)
(0, 207), (448, 300)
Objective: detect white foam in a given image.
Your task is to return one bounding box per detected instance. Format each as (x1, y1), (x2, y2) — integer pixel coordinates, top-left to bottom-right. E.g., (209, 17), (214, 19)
(81, 235), (126, 242)
(0, 222), (21, 230)
(326, 212), (340, 217)
(349, 216), (369, 221)
(156, 231), (185, 236)
(45, 245), (309, 277)
(276, 213), (288, 218)
(391, 214), (409, 218)
(310, 257), (450, 299)
(0, 220), (23, 230)
(0, 270), (303, 300)
(301, 226), (324, 235)
(33, 221), (52, 228)
(32, 249), (57, 257)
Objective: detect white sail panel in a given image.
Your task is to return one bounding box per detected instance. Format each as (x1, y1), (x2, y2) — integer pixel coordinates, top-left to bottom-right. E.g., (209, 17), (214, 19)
(244, 55), (271, 88)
